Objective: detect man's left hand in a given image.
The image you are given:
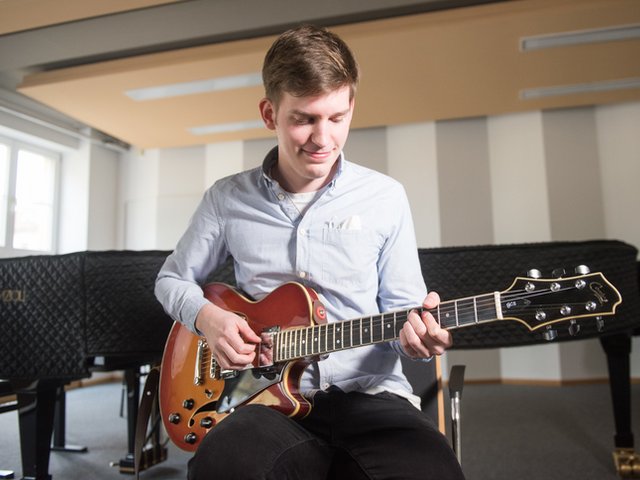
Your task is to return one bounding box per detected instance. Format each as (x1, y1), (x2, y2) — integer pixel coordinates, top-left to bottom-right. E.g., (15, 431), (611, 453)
(400, 291), (452, 358)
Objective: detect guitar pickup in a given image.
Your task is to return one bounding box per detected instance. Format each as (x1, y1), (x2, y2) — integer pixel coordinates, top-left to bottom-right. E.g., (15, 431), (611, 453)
(259, 327), (279, 368)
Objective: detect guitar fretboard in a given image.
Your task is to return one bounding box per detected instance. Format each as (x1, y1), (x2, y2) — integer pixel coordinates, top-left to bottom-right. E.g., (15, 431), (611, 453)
(274, 292), (500, 362)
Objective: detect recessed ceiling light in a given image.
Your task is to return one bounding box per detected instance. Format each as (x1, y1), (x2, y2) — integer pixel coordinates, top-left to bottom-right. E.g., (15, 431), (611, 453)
(189, 119), (265, 136)
(125, 72), (262, 101)
(521, 24), (640, 51)
(520, 77), (640, 100)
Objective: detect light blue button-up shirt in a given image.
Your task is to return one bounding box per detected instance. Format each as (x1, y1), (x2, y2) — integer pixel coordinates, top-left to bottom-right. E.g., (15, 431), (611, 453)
(155, 147), (428, 404)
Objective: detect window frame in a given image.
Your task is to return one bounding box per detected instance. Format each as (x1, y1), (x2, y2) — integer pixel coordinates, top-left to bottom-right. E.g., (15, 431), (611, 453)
(0, 134), (61, 256)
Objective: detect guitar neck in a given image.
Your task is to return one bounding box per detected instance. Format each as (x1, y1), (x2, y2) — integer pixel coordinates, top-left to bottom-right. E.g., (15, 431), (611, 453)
(274, 291), (501, 362)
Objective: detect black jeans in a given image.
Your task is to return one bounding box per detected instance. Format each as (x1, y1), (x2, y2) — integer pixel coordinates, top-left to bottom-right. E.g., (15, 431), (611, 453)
(188, 389), (465, 480)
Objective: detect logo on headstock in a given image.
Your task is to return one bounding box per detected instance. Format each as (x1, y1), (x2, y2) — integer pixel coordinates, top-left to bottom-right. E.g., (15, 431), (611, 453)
(505, 298), (532, 310)
(590, 282), (609, 305)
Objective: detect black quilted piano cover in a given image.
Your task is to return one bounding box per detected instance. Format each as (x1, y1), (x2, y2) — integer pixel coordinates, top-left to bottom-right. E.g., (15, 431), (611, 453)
(1, 240), (637, 379)
(0, 250), (173, 380)
(418, 240), (640, 348)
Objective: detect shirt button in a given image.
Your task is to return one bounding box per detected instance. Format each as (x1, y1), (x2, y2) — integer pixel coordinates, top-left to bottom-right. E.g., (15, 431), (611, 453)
(299, 228), (306, 236)
(322, 382), (331, 390)
(298, 271), (307, 279)
(277, 193), (285, 201)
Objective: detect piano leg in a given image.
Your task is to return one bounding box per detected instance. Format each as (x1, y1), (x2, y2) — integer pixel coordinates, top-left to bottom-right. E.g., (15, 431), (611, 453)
(50, 386), (88, 453)
(600, 332), (640, 478)
(14, 380), (59, 480)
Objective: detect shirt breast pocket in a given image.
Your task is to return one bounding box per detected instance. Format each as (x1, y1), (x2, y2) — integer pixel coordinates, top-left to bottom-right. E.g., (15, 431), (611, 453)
(322, 227), (380, 287)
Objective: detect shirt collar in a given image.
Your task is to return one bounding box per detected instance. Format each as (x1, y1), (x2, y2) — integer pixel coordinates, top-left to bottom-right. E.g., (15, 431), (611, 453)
(260, 146), (346, 191)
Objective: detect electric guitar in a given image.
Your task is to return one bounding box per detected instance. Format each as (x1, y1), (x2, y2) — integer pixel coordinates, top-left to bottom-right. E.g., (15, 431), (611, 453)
(159, 268), (621, 451)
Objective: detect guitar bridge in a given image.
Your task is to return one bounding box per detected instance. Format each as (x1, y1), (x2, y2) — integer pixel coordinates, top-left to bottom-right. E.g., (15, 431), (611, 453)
(194, 339), (206, 385)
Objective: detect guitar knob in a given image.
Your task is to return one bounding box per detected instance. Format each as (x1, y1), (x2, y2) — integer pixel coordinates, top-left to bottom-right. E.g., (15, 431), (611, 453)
(527, 269), (542, 279)
(168, 413), (181, 424)
(575, 265), (590, 275)
(183, 398), (195, 410)
(568, 320), (581, 336)
(543, 326), (558, 341)
(200, 417), (215, 429)
(184, 432), (198, 445)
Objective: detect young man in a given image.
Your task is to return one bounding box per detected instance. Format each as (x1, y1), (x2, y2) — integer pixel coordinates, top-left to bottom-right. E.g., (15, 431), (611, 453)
(156, 24), (464, 480)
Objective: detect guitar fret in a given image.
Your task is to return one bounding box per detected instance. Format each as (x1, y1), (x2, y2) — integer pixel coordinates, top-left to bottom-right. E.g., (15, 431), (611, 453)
(290, 329), (295, 358)
(353, 318), (361, 347)
(324, 323), (328, 353)
(291, 329), (296, 359)
(328, 324), (335, 352)
(384, 314), (392, 340)
(282, 329), (288, 360)
(282, 330), (287, 361)
(349, 322), (353, 347)
(454, 301), (459, 327)
(473, 297), (478, 323)
(302, 327), (307, 357)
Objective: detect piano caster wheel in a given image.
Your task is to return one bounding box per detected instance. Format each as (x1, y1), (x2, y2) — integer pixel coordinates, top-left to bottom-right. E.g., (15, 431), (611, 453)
(613, 448), (640, 478)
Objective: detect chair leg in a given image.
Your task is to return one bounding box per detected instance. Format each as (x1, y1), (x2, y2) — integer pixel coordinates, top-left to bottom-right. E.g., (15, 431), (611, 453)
(448, 365), (466, 466)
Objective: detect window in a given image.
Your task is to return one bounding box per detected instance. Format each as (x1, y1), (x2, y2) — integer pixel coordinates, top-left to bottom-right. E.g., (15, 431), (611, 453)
(0, 136), (59, 255)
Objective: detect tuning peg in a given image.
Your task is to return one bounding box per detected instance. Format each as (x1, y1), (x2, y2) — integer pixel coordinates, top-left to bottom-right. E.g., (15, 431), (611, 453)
(596, 316), (605, 332)
(527, 269), (542, 279)
(552, 268), (566, 278)
(568, 320), (581, 336)
(543, 325), (558, 341)
(575, 265), (590, 275)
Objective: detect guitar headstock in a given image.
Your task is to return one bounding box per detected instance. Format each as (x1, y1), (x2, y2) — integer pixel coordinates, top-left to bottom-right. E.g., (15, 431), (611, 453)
(500, 266), (622, 340)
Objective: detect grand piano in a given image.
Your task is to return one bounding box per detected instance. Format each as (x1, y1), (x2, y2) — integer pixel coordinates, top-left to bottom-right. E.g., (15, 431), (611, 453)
(0, 250), (174, 480)
(1, 240), (639, 479)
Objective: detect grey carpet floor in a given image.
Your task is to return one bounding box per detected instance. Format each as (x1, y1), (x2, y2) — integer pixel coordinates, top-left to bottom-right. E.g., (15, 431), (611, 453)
(1, 381), (638, 479)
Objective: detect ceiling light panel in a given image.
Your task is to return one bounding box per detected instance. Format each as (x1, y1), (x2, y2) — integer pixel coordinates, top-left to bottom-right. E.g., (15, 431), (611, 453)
(125, 72), (262, 101)
(520, 77), (640, 100)
(189, 119), (265, 136)
(521, 24), (640, 51)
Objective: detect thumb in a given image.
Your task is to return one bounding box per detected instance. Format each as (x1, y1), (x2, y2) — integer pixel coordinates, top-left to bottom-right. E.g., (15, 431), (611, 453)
(237, 320), (261, 343)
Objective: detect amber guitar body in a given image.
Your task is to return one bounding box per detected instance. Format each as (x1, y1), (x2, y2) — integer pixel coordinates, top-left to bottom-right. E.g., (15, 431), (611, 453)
(159, 282), (324, 452)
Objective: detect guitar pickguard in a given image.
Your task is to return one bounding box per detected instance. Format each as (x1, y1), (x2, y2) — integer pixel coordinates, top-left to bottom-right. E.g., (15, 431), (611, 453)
(217, 365), (284, 413)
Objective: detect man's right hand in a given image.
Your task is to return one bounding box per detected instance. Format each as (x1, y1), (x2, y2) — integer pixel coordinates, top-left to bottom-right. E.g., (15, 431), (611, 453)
(195, 302), (262, 370)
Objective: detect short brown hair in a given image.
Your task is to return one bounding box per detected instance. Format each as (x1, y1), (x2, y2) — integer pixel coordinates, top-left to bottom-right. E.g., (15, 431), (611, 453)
(262, 24), (360, 107)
